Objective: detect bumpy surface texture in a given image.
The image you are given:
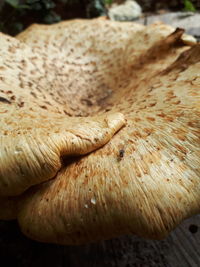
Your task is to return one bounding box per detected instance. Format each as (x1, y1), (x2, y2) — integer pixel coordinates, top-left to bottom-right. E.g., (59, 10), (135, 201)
(0, 18), (199, 245)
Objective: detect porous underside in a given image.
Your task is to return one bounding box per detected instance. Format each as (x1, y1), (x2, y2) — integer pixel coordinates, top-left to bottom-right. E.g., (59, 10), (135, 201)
(0, 18), (199, 245)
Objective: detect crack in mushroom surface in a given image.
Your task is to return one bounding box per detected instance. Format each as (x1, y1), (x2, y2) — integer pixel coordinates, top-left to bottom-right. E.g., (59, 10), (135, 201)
(0, 18), (199, 245)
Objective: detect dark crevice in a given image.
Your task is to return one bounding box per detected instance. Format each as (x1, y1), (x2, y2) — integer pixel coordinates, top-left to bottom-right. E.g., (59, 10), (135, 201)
(0, 96), (11, 104)
(188, 224), (198, 234)
(60, 154), (84, 168)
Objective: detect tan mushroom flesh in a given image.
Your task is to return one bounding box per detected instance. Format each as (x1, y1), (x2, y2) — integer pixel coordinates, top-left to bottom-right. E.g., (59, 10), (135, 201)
(0, 18), (199, 245)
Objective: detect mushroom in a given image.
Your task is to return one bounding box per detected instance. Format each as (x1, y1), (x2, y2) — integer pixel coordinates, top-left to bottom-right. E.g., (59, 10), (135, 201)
(0, 18), (199, 245)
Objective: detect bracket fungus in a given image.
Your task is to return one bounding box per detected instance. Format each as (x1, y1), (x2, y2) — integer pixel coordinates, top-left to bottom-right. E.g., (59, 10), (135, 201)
(0, 18), (199, 245)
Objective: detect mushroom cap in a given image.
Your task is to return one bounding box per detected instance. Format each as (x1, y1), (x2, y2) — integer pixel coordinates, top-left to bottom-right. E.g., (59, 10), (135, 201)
(0, 19), (199, 245)
(0, 29), (125, 196)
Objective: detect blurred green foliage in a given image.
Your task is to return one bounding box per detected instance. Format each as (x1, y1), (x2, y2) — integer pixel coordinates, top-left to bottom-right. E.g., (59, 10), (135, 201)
(0, 0), (108, 35)
(0, 0), (197, 36)
(104, 0), (112, 4)
(183, 0), (196, 11)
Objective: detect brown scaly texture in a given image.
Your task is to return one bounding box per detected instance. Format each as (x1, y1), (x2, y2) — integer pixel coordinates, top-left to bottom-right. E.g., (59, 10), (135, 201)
(0, 18), (199, 245)
(0, 29), (125, 196)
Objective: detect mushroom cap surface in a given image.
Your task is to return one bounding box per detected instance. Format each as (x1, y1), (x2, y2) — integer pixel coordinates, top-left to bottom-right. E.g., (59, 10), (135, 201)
(0, 19), (199, 245)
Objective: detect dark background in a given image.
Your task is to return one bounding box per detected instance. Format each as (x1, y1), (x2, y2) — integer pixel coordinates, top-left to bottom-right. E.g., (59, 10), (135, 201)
(0, 0), (200, 35)
(0, 215), (199, 266)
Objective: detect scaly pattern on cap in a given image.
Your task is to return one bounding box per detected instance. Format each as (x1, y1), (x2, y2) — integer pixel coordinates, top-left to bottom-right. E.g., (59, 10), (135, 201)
(0, 18), (199, 245)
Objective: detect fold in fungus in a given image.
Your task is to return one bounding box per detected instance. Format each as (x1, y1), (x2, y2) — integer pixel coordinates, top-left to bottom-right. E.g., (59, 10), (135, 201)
(0, 18), (199, 245)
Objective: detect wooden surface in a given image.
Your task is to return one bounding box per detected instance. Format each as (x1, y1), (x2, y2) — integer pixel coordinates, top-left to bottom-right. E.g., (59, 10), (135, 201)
(0, 215), (199, 267)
